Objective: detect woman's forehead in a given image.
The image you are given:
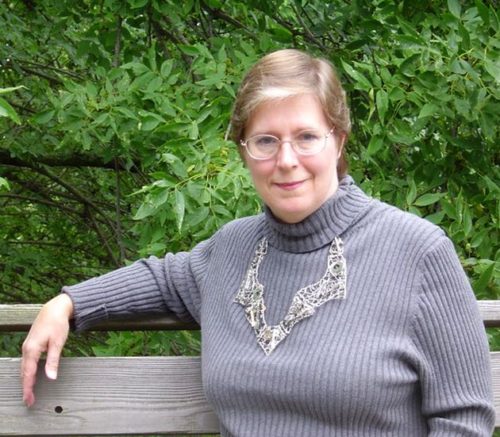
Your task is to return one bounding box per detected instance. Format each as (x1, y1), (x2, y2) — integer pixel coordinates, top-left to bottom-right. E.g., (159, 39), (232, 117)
(245, 94), (329, 134)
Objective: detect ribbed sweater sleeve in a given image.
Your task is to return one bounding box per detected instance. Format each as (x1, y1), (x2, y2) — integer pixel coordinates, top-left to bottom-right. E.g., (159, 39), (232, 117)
(63, 235), (216, 331)
(410, 235), (495, 436)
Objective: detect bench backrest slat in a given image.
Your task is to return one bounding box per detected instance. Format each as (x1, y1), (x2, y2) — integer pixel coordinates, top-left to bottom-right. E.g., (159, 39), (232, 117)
(1, 301), (499, 434)
(0, 356), (219, 436)
(2, 300), (499, 331)
(0, 304), (198, 331)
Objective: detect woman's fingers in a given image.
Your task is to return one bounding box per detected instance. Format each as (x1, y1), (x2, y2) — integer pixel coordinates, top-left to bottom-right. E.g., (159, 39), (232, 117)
(21, 340), (42, 407)
(45, 333), (68, 380)
(20, 294), (73, 407)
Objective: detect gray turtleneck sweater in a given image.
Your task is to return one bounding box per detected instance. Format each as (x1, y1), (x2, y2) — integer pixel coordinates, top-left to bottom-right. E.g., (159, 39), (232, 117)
(64, 176), (495, 436)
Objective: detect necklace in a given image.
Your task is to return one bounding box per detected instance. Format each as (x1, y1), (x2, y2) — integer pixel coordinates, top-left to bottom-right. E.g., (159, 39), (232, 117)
(234, 237), (347, 355)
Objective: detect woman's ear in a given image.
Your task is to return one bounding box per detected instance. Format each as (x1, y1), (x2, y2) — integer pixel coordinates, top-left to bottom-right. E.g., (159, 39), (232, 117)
(336, 133), (347, 159)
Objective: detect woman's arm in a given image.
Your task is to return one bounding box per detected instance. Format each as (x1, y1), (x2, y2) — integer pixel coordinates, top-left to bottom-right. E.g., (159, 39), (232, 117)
(411, 236), (495, 436)
(20, 236), (215, 406)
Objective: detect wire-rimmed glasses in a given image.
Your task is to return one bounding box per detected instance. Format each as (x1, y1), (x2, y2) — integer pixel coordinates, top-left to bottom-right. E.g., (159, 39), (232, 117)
(240, 128), (335, 160)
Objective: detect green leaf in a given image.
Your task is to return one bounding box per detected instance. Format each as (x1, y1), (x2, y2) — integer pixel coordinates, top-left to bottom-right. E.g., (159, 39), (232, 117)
(471, 229), (487, 249)
(121, 62), (150, 75)
(188, 121), (199, 139)
(160, 60), (173, 78)
(0, 86), (25, 95)
(186, 206), (209, 227)
(174, 189), (185, 232)
(388, 87), (405, 102)
(418, 103), (439, 119)
(481, 175), (500, 195)
(32, 110), (55, 124)
(115, 107), (138, 120)
(341, 61), (372, 91)
(162, 153), (188, 179)
(479, 112), (495, 139)
(0, 177), (10, 191)
(376, 90), (388, 123)
(484, 60), (500, 83)
(441, 199), (457, 220)
(458, 22), (470, 50)
(414, 193), (445, 207)
(269, 25), (293, 43)
(367, 136), (384, 156)
(447, 0), (461, 18)
(179, 45), (200, 56)
(475, 0), (490, 26)
(129, 0), (149, 9)
(138, 111), (165, 131)
(133, 202), (156, 220)
(0, 97), (21, 124)
(406, 178), (417, 205)
(425, 210), (445, 225)
(473, 262), (495, 294)
(463, 204), (473, 237)
(146, 76), (163, 93)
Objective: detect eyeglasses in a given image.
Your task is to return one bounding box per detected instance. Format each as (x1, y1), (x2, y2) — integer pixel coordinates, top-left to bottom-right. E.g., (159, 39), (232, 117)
(240, 128), (335, 160)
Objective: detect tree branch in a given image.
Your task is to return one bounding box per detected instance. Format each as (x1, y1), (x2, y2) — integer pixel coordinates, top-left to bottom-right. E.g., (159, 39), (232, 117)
(0, 193), (81, 216)
(200, 2), (258, 40)
(14, 58), (84, 80)
(114, 157), (126, 263)
(7, 240), (78, 248)
(12, 61), (64, 86)
(151, 17), (193, 68)
(32, 165), (118, 234)
(87, 209), (121, 267)
(0, 148), (138, 170)
(113, 15), (122, 68)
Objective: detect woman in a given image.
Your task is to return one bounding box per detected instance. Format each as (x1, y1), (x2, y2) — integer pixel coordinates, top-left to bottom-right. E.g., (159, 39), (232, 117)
(22, 49), (494, 435)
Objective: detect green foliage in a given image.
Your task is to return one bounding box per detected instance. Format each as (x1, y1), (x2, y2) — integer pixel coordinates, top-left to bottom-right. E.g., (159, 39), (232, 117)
(0, 0), (498, 357)
(91, 330), (201, 357)
(341, 1), (499, 303)
(0, 86), (23, 124)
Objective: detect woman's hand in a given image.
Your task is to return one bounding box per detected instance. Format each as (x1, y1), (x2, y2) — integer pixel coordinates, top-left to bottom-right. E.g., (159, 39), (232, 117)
(21, 293), (74, 407)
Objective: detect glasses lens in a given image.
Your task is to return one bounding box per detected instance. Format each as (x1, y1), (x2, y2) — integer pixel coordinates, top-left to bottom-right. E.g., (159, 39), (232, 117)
(294, 131), (324, 154)
(248, 135), (279, 159)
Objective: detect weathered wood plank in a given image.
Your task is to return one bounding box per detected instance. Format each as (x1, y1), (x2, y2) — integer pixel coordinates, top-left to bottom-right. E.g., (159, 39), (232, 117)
(1, 301), (499, 331)
(478, 301), (500, 328)
(1, 353), (499, 433)
(0, 304), (199, 332)
(491, 352), (500, 427)
(0, 356), (219, 436)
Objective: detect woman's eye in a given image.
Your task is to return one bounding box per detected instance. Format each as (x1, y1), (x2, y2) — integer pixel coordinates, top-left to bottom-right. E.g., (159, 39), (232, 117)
(255, 136), (278, 147)
(297, 132), (320, 142)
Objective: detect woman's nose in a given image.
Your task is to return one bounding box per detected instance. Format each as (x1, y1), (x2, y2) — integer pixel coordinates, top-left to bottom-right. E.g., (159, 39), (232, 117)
(276, 141), (299, 168)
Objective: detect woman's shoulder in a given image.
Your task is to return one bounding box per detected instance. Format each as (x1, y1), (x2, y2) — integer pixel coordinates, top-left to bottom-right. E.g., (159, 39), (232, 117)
(361, 196), (447, 252)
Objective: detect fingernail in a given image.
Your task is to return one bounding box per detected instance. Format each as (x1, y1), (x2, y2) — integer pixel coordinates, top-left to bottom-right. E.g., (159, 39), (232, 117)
(46, 369), (57, 380)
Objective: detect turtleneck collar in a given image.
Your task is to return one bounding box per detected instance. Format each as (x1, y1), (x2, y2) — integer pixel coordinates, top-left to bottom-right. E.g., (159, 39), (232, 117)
(263, 176), (373, 253)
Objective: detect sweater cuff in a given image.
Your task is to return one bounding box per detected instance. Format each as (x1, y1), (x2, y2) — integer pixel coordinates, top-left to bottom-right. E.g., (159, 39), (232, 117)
(62, 285), (109, 332)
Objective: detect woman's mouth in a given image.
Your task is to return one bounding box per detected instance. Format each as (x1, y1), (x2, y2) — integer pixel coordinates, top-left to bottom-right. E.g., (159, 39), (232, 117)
(275, 180), (304, 191)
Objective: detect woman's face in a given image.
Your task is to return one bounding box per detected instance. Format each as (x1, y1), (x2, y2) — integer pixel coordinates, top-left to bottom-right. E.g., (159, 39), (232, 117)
(243, 94), (343, 224)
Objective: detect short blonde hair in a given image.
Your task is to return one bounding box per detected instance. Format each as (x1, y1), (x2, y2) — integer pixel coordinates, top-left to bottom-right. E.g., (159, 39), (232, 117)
(229, 49), (351, 177)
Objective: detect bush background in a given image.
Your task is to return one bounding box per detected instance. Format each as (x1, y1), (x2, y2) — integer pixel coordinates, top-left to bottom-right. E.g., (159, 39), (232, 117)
(0, 0), (498, 358)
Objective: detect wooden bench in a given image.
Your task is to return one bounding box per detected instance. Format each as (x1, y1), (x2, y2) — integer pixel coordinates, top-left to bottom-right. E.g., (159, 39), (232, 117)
(1, 301), (500, 435)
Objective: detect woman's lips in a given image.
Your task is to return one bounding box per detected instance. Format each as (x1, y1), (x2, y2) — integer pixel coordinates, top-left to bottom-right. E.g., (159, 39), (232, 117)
(274, 180), (304, 191)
